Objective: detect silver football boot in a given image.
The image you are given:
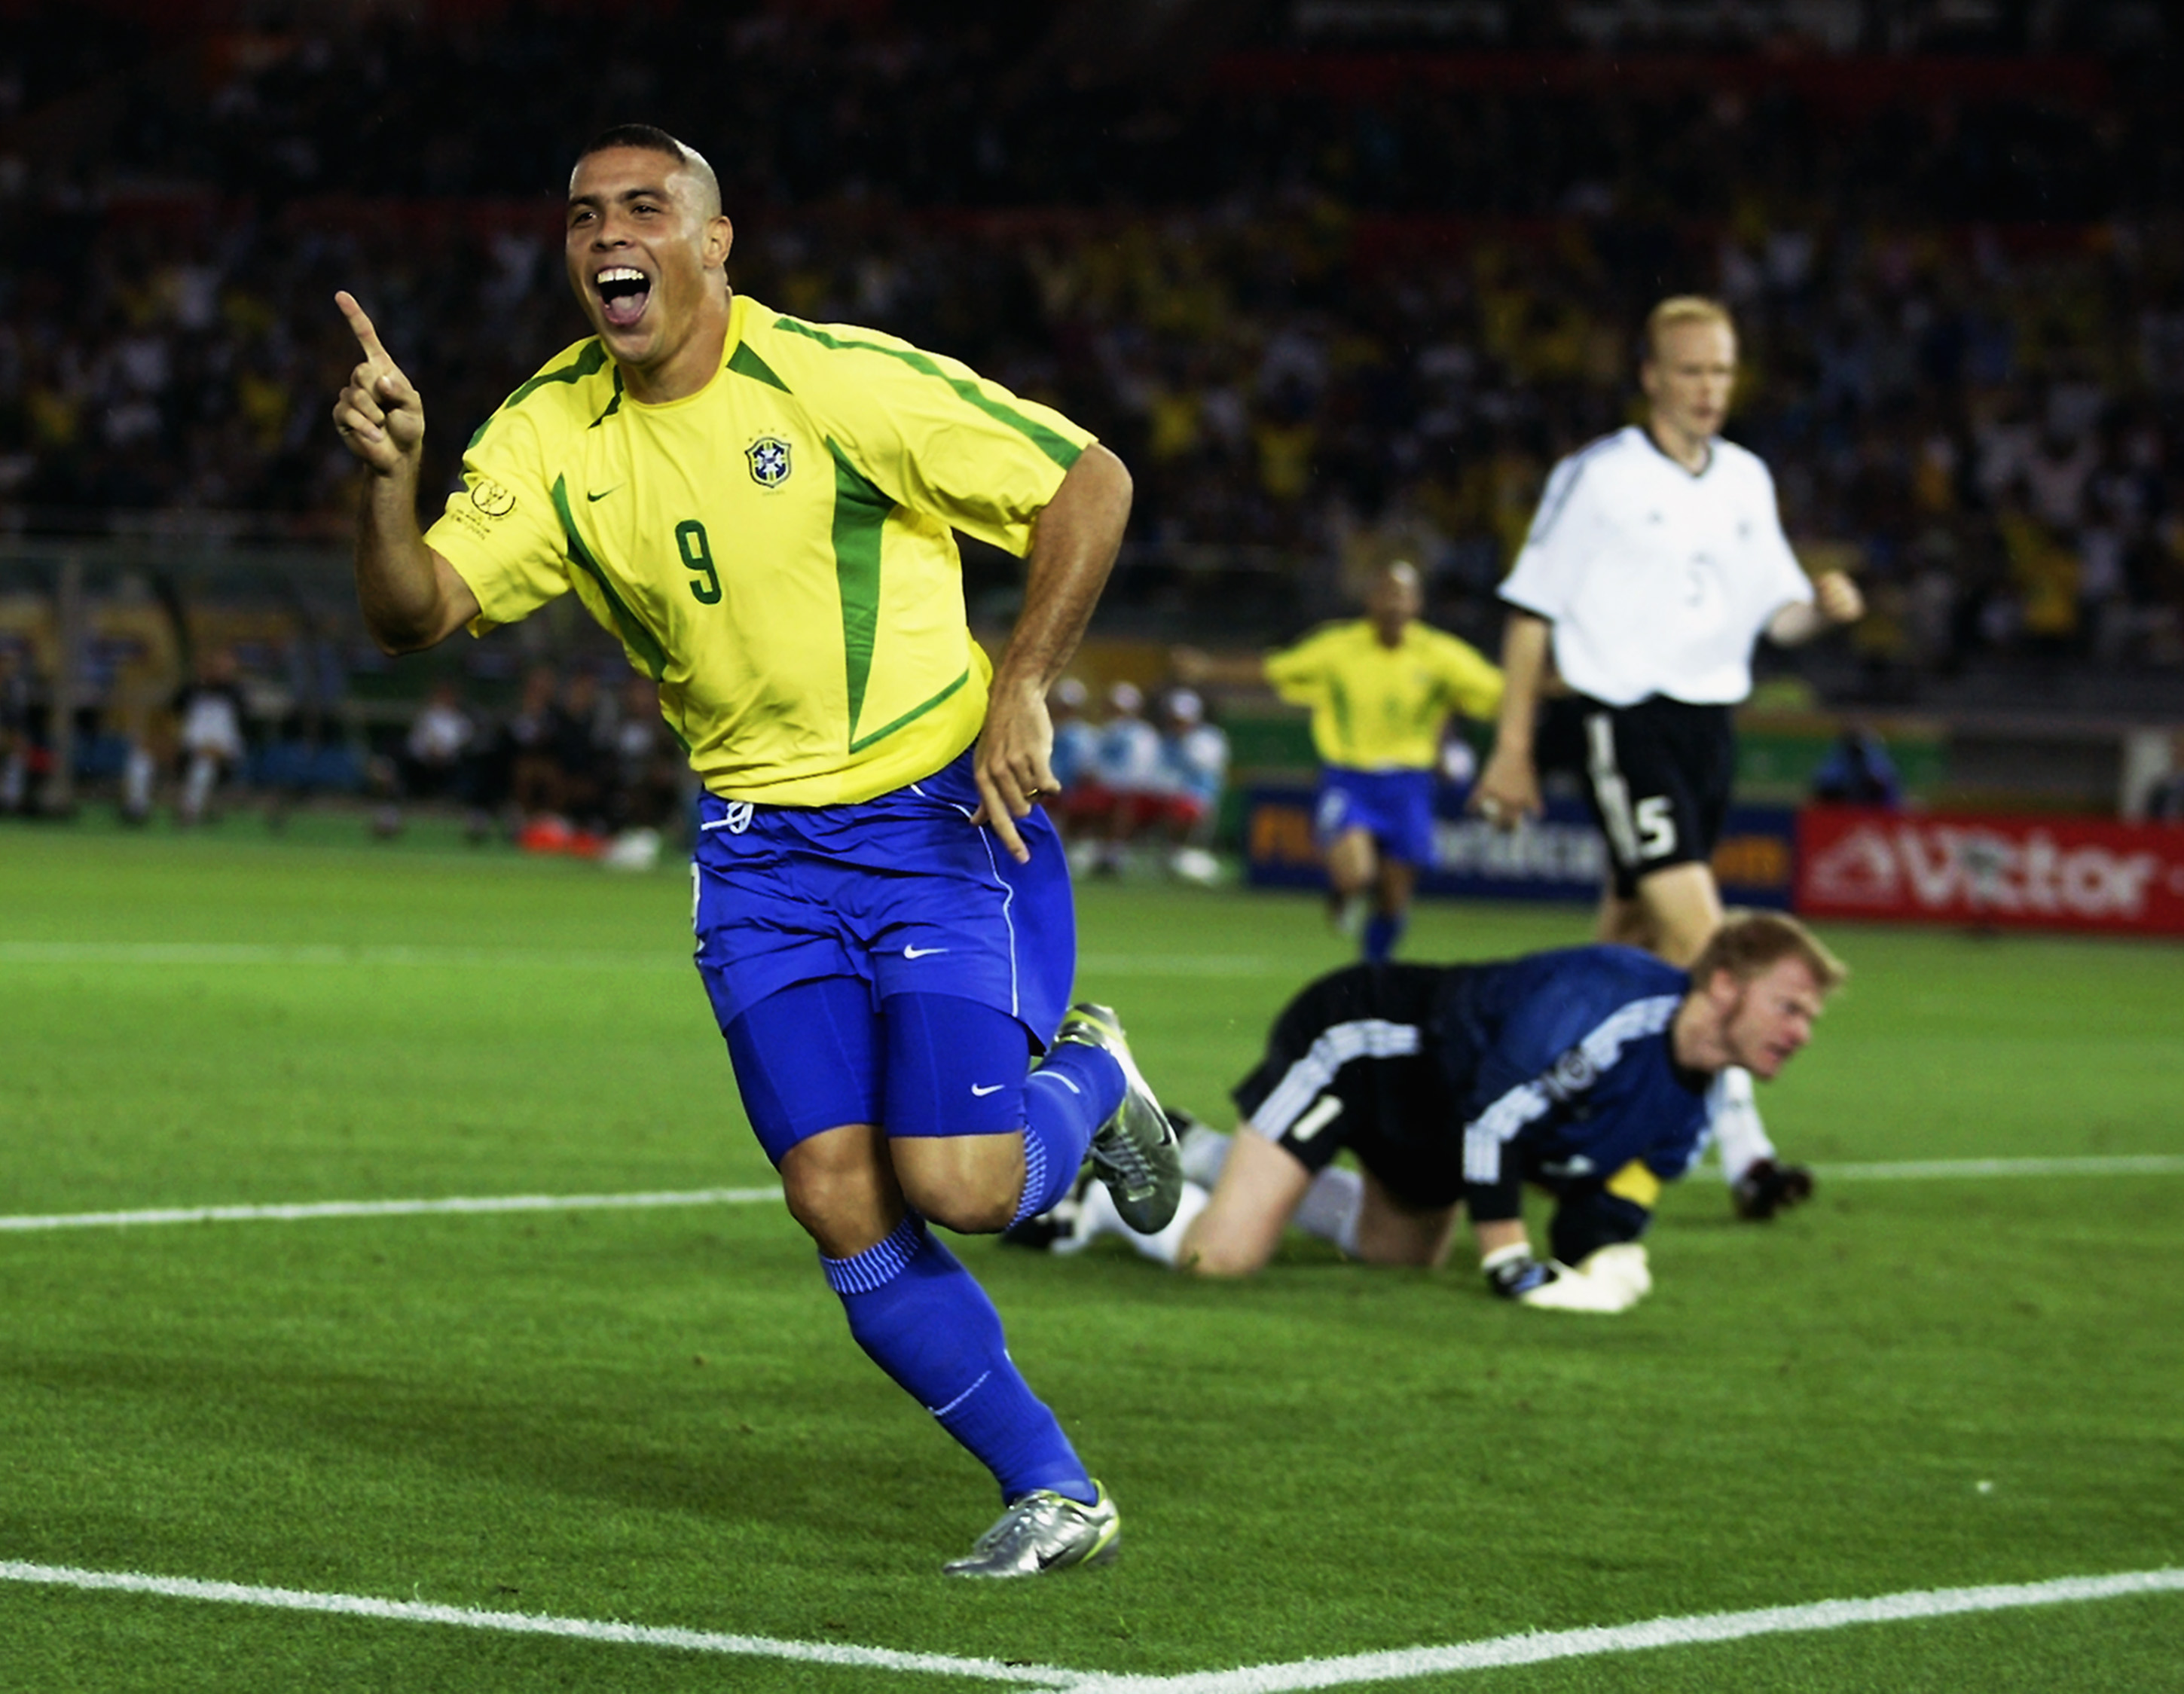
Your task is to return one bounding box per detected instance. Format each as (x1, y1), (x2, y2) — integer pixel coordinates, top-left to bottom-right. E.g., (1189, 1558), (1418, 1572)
(1051, 1003), (1182, 1234)
(942, 1483), (1120, 1578)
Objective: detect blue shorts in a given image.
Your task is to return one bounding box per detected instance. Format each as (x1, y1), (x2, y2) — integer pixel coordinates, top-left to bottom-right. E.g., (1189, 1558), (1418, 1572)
(692, 749), (1077, 1162)
(1313, 766), (1436, 868)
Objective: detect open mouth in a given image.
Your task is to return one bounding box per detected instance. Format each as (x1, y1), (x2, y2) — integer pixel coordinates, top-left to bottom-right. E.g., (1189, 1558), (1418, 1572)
(596, 266), (651, 329)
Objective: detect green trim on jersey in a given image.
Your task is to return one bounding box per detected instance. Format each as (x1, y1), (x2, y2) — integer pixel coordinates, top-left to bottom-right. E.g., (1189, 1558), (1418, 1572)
(728, 342), (790, 394)
(828, 441), (888, 742)
(550, 477), (667, 680)
(591, 368), (624, 428)
(1327, 676), (1352, 749)
(848, 664), (971, 755)
(470, 341), (612, 449)
(774, 317), (1083, 472)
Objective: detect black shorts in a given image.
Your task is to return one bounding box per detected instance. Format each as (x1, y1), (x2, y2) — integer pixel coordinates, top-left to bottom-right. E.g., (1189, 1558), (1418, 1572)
(1229, 963), (1468, 1212)
(1575, 696), (1734, 899)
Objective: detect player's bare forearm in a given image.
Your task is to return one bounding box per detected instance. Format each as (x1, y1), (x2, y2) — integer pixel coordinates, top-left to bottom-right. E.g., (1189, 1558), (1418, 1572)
(355, 482), (477, 655)
(997, 444), (1133, 695)
(973, 444), (1134, 859)
(1766, 572), (1864, 646)
(1472, 612), (1550, 825)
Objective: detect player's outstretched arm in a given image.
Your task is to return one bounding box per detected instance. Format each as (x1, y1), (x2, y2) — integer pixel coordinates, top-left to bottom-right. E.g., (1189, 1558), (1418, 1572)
(1471, 612), (1550, 829)
(331, 291), (478, 654)
(1765, 570), (1865, 646)
(974, 443), (1133, 862)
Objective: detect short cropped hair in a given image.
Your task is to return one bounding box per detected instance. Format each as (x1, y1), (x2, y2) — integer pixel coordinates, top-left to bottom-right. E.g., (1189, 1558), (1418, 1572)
(575, 124), (722, 218)
(1688, 910), (1848, 995)
(1643, 296), (1736, 362)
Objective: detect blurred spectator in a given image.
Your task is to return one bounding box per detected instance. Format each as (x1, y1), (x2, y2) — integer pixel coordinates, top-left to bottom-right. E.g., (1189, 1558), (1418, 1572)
(602, 675), (683, 865)
(1810, 726), (1905, 808)
(368, 678), (478, 838)
(172, 649), (248, 826)
(499, 665), (564, 829)
(403, 680), (476, 801)
(1157, 687), (1230, 884)
(1040, 676), (1098, 844)
(2143, 732), (2184, 825)
(1082, 679), (1165, 875)
(0, 645), (44, 815)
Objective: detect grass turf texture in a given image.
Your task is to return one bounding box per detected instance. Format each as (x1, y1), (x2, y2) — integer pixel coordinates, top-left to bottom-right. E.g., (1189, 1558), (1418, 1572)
(0, 822), (2178, 1691)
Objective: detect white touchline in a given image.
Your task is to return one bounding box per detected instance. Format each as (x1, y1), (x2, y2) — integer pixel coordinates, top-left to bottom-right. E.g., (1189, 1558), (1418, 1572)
(3, 1155), (2176, 1237)
(0, 942), (682, 972)
(1, 1562), (2174, 1690)
(1057, 1570), (2184, 1692)
(0, 1561), (1077, 1686)
(0, 1188), (782, 1234)
(1821, 1155), (2184, 1180)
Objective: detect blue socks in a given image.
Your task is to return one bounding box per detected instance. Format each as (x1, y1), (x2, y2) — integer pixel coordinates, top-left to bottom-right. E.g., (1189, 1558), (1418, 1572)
(824, 1215), (1095, 1504)
(1013, 1039), (1124, 1224)
(1364, 912), (1404, 963)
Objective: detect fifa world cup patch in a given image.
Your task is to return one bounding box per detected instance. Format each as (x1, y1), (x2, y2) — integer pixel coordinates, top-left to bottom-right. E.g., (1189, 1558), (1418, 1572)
(469, 478), (517, 518)
(746, 436), (793, 488)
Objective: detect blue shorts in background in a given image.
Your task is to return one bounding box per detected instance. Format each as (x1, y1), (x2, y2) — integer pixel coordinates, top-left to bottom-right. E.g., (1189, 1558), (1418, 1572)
(1312, 765), (1437, 867)
(692, 748), (1077, 1048)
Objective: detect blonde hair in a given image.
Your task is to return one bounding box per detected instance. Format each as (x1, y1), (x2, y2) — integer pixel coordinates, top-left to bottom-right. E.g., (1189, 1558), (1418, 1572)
(1644, 296), (1736, 363)
(1688, 910), (1848, 995)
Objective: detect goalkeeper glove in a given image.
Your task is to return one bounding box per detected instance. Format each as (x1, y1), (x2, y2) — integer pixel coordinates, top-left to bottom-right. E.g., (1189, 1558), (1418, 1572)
(1483, 1244), (1640, 1314)
(1732, 1158), (1816, 1221)
(1482, 1242), (1557, 1299)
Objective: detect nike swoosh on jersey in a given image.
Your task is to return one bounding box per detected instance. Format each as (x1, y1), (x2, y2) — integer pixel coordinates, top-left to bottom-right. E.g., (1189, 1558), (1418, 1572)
(586, 486), (622, 502)
(902, 945), (949, 958)
(970, 1083), (1004, 1097)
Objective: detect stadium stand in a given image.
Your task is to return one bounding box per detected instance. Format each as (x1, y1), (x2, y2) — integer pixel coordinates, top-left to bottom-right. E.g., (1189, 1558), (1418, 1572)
(0, 0), (2178, 816)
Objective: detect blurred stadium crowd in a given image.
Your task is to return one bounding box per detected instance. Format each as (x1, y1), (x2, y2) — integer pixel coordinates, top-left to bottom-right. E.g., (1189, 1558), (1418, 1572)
(2, 0), (2181, 825)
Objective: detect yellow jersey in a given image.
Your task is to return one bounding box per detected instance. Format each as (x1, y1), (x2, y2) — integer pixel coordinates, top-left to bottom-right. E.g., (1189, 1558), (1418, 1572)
(425, 292), (1093, 804)
(1263, 619), (1503, 771)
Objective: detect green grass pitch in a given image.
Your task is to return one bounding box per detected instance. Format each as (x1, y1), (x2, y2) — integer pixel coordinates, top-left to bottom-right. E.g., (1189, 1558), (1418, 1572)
(0, 820), (2178, 1690)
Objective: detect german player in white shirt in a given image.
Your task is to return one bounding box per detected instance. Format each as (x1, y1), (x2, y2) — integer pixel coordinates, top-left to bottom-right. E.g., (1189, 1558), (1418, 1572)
(1472, 297), (1862, 1219)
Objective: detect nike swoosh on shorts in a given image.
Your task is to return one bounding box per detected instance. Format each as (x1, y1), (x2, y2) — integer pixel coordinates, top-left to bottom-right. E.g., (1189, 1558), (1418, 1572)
(903, 945), (948, 958)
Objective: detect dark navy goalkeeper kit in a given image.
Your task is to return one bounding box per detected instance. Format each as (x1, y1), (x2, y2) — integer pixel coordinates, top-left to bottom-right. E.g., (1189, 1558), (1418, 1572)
(1233, 945), (1712, 1226)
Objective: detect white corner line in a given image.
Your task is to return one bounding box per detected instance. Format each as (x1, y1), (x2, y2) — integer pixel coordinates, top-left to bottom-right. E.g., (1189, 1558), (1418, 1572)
(0, 1188), (782, 1234)
(0, 1561), (1078, 1686)
(1061, 1568), (2184, 1692)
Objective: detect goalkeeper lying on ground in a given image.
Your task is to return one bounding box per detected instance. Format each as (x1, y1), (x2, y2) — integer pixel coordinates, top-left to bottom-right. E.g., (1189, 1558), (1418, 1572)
(1010, 911), (1843, 1312)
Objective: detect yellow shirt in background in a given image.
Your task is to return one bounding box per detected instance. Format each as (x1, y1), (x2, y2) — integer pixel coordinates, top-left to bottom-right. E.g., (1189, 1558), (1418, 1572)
(1264, 619), (1503, 771)
(426, 292), (1092, 804)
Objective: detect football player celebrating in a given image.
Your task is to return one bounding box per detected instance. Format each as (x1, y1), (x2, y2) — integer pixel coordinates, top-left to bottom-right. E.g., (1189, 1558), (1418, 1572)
(331, 125), (1179, 1577)
(1473, 297), (1862, 1219)
(1021, 911), (1844, 1312)
(1178, 560), (1503, 962)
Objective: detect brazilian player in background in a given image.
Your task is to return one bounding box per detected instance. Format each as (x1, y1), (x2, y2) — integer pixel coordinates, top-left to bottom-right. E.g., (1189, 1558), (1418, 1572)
(1177, 560), (1503, 963)
(331, 124), (1182, 1578)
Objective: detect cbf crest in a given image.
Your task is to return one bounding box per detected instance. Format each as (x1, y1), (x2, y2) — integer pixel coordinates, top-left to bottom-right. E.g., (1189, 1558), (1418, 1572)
(746, 435), (793, 488)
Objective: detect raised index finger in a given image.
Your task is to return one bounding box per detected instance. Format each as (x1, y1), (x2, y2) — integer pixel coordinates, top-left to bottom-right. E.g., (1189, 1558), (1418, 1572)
(334, 291), (392, 371)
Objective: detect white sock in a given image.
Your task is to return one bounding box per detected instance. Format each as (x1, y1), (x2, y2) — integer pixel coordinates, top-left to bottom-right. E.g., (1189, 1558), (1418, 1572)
(1178, 1122), (1233, 1189)
(124, 747), (154, 813)
(182, 753), (216, 821)
(1126, 1181), (1210, 1267)
(1709, 1066), (1776, 1186)
(1294, 1165), (1364, 1256)
(1061, 1176), (1211, 1267)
